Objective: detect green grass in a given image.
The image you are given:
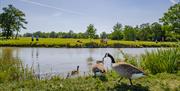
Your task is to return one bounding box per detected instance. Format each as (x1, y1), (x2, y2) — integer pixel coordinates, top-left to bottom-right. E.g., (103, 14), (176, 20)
(0, 71), (179, 91)
(140, 48), (180, 74)
(0, 37), (178, 48)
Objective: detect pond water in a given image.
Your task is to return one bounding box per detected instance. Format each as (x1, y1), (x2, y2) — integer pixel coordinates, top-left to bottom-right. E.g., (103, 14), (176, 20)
(0, 47), (158, 77)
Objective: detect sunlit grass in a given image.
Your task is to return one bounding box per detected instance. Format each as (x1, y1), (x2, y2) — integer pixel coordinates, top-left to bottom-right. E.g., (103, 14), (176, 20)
(140, 48), (180, 74)
(0, 37), (178, 48)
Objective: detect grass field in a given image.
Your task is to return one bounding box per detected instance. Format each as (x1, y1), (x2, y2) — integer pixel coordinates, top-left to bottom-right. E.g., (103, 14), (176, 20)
(0, 37), (178, 48)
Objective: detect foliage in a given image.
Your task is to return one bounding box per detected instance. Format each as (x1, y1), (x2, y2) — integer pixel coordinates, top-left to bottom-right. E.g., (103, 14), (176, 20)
(123, 25), (137, 41)
(0, 5), (27, 39)
(100, 31), (108, 39)
(86, 24), (97, 39)
(160, 3), (180, 35)
(140, 48), (180, 74)
(138, 23), (152, 41)
(110, 23), (123, 40)
(151, 22), (164, 41)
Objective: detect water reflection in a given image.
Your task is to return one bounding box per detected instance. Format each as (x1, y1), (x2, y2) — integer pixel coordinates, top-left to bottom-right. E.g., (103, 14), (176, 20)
(1, 48), (16, 60)
(86, 56), (94, 72)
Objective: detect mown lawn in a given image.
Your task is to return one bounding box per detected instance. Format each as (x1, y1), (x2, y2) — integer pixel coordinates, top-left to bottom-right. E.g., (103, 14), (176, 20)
(0, 37), (178, 48)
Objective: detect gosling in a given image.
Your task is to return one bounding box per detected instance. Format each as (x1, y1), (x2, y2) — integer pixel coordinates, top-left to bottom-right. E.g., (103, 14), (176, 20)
(71, 65), (79, 76)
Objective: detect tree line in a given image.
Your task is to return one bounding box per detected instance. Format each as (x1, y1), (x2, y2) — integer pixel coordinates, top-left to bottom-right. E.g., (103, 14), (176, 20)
(1, 3), (180, 41)
(24, 21), (179, 41)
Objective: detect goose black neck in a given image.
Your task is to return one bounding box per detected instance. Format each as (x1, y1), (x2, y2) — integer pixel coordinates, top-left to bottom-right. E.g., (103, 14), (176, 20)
(108, 54), (115, 63)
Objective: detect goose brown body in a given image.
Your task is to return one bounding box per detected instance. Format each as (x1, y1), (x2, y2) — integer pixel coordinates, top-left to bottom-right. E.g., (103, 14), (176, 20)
(71, 66), (79, 76)
(92, 61), (106, 76)
(112, 62), (144, 79)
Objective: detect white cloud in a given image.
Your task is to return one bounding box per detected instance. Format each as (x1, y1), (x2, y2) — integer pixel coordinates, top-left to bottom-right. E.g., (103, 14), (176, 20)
(169, 0), (177, 4)
(52, 12), (63, 17)
(19, 0), (84, 15)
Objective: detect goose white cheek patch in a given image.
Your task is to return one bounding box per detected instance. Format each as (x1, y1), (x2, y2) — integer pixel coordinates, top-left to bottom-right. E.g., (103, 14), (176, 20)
(131, 73), (144, 79)
(96, 72), (103, 76)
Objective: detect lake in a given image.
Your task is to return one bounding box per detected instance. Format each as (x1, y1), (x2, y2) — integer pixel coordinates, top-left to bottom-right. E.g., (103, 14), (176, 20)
(0, 47), (158, 77)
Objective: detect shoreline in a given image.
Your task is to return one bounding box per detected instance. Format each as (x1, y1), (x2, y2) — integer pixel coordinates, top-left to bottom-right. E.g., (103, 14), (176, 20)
(0, 38), (178, 48)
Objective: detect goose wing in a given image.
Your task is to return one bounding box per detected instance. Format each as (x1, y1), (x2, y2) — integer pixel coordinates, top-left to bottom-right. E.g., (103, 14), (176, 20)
(112, 62), (144, 78)
(119, 63), (144, 74)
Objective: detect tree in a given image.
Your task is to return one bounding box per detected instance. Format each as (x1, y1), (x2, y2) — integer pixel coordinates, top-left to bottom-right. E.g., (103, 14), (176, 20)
(123, 25), (137, 41)
(49, 31), (57, 38)
(160, 3), (180, 34)
(67, 30), (75, 38)
(86, 24), (97, 40)
(151, 22), (163, 41)
(100, 31), (107, 39)
(161, 25), (176, 41)
(138, 23), (152, 41)
(76, 32), (86, 38)
(23, 32), (32, 37)
(111, 23), (123, 40)
(0, 5), (27, 39)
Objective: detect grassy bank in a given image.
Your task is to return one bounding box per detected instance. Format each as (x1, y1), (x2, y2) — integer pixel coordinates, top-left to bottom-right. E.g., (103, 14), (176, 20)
(0, 37), (178, 48)
(0, 72), (180, 91)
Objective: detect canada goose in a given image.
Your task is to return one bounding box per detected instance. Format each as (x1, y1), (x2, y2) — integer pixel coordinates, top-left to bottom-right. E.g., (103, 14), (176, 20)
(66, 72), (70, 79)
(103, 53), (145, 85)
(92, 60), (107, 76)
(71, 66), (79, 76)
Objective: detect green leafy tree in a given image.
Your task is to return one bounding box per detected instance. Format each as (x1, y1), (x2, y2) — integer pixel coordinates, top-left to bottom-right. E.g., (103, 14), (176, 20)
(68, 30), (75, 38)
(49, 31), (57, 38)
(86, 24), (97, 40)
(160, 3), (180, 34)
(0, 5), (27, 39)
(23, 33), (32, 37)
(138, 23), (152, 41)
(76, 32), (86, 38)
(100, 31), (107, 39)
(123, 25), (137, 41)
(161, 25), (177, 41)
(111, 23), (123, 40)
(151, 22), (164, 41)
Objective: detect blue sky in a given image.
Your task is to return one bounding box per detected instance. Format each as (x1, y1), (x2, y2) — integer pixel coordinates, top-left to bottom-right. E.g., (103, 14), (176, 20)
(0, 0), (177, 34)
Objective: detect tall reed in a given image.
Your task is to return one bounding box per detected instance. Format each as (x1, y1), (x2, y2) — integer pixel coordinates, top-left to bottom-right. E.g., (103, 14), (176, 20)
(0, 48), (34, 82)
(140, 48), (180, 74)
